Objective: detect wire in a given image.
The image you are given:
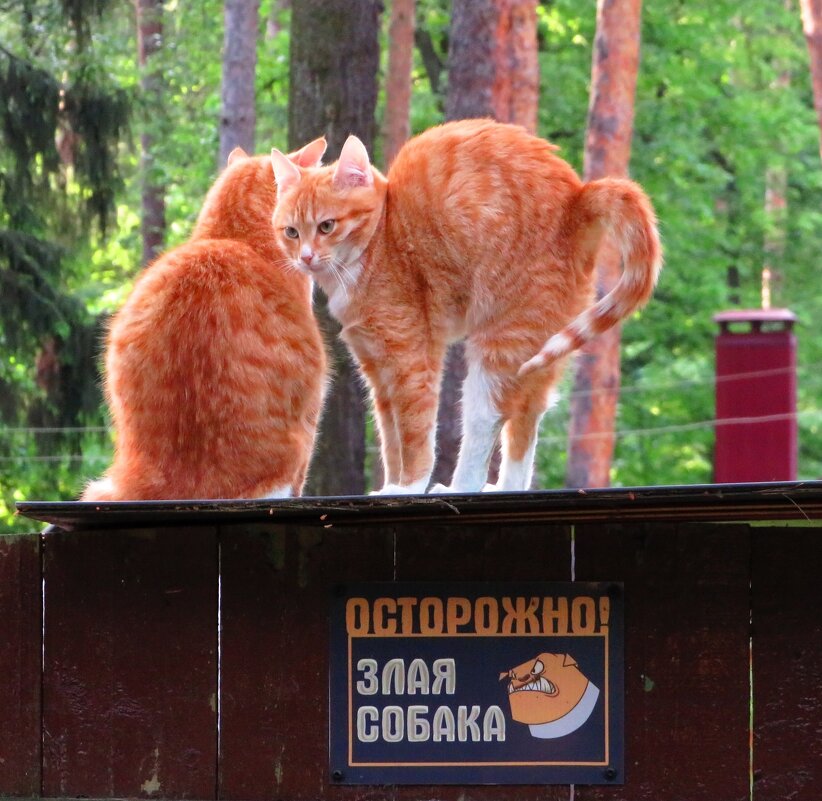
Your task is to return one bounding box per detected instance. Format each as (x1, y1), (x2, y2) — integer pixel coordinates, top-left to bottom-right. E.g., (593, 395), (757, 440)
(0, 454), (111, 463)
(5, 408), (818, 464)
(539, 408), (822, 446)
(0, 426), (111, 435)
(2, 360), (821, 440)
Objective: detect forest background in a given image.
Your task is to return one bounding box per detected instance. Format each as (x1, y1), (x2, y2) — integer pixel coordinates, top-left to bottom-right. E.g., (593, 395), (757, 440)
(1, 0), (821, 533)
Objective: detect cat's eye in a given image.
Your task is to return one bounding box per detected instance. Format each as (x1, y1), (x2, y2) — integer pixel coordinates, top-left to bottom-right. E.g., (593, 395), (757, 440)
(318, 219), (336, 234)
(284, 226), (299, 239)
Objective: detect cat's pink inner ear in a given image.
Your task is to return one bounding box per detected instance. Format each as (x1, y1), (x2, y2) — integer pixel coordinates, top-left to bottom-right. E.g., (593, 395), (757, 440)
(292, 136), (327, 168)
(271, 148), (302, 193)
(227, 146), (248, 166)
(332, 135), (373, 189)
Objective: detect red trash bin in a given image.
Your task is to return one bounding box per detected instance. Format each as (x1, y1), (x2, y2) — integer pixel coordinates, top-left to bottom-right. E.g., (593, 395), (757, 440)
(713, 309), (797, 483)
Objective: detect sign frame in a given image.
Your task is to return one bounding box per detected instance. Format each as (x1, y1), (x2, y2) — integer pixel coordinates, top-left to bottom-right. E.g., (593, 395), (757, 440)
(329, 581), (623, 785)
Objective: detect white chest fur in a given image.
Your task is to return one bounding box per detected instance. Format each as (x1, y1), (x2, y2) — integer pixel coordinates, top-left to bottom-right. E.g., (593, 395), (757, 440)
(317, 260), (362, 321)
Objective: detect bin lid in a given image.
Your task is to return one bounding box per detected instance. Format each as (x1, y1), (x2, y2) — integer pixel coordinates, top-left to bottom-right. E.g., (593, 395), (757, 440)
(714, 308), (797, 325)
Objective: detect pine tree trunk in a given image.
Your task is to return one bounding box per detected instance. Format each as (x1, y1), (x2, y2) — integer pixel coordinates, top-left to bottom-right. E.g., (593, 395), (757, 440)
(383, 0), (415, 167)
(136, 0), (165, 266)
(219, 0), (260, 168)
(565, 0), (642, 489)
(492, 0), (539, 134)
(801, 0), (822, 163)
(289, 0), (380, 496)
(435, 0), (538, 487)
(446, 0), (497, 121)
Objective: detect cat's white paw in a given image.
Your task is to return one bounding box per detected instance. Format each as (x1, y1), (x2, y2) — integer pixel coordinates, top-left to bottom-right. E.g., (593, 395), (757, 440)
(428, 483), (453, 494)
(482, 483), (499, 492)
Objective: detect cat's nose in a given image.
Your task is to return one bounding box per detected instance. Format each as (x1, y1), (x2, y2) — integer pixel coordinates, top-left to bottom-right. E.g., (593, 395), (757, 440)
(300, 249), (314, 266)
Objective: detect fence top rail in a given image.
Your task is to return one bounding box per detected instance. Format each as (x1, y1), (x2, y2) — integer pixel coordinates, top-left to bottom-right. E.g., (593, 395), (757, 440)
(14, 481), (822, 532)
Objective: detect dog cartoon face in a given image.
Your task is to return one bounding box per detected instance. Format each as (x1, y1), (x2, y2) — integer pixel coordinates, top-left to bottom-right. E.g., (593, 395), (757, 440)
(500, 652), (592, 726)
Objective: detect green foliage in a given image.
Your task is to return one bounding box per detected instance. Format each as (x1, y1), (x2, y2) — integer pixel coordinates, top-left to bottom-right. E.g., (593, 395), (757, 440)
(3, 0), (822, 531)
(0, 1), (129, 530)
(533, 0), (822, 488)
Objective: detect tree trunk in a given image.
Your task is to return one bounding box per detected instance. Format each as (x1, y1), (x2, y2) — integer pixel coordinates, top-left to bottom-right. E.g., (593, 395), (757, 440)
(219, 0), (260, 169)
(801, 0), (822, 163)
(136, 0), (165, 266)
(383, 0), (415, 167)
(565, 0), (642, 489)
(289, 0), (380, 496)
(435, 0), (538, 487)
(492, 0), (539, 134)
(445, 0), (497, 121)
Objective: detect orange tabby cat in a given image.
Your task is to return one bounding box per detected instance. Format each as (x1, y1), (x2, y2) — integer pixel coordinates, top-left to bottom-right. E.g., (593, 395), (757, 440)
(82, 139), (328, 501)
(270, 119), (661, 495)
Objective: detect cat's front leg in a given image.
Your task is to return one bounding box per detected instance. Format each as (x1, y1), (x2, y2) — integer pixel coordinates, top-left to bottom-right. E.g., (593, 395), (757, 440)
(370, 388), (402, 488)
(373, 350), (443, 496)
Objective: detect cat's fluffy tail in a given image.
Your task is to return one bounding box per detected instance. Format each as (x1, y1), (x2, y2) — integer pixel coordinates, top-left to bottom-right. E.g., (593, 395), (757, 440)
(519, 177), (662, 376)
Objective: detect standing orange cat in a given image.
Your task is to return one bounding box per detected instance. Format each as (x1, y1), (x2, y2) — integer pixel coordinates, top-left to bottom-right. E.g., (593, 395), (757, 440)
(271, 119), (661, 495)
(82, 139), (328, 501)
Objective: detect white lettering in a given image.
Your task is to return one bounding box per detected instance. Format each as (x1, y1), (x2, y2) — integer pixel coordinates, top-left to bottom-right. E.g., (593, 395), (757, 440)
(406, 659), (429, 694)
(382, 706), (404, 742)
(356, 659), (379, 695)
(355, 658), (456, 696)
(357, 706), (379, 742)
(458, 705), (481, 741)
(432, 706), (456, 742)
(356, 705), (506, 743)
(407, 705), (430, 741)
(431, 658), (456, 695)
(382, 658), (405, 694)
(483, 706), (506, 741)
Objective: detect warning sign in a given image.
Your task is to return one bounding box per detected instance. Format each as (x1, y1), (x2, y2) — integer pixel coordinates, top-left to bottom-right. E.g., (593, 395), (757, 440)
(329, 581), (623, 785)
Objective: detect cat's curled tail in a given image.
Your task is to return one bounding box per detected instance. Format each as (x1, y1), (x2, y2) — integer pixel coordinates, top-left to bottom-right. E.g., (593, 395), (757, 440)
(519, 177), (662, 376)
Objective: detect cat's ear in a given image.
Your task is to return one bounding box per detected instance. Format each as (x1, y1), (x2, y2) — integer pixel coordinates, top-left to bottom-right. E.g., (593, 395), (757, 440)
(291, 136), (327, 168)
(227, 146), (249, 166)
(332, 135), (373, 189)
(271, 148), (302, 193)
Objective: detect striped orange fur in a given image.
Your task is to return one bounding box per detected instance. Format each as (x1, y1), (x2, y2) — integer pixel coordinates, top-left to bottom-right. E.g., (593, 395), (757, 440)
(82, 140), (328, 501)
(271, 119), (661, 494)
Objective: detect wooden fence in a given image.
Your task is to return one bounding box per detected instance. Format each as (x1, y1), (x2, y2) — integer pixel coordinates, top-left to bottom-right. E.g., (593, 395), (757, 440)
(2, 482), (821, 801)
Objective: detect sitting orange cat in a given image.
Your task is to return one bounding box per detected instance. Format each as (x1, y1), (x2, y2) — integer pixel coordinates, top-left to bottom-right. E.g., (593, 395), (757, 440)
(271, 119), (661, 494)
(82, 140), (328, 501)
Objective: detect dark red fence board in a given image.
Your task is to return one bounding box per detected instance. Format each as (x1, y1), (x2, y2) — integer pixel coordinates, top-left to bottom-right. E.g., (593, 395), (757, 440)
(42, 527), (218, 799)
(752, 526), (822, 800)
(218, 524), (396, 801)
(394, 522), (572, 582)
(3, 493), (821, 801)
(0, 533), (42, 796)
(392, 523), (573, 801)
(574, 523), (751, 801)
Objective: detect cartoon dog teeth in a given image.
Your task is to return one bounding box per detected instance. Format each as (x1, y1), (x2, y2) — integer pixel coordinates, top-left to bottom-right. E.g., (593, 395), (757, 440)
(500, 652), (600, 739)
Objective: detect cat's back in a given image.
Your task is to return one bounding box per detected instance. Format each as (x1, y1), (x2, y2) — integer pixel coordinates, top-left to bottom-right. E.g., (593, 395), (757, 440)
(385, 119), (580, 257)
(388, 119), (579, 202)
(100, 237), (325, 499)
(109, 238), (316, 379)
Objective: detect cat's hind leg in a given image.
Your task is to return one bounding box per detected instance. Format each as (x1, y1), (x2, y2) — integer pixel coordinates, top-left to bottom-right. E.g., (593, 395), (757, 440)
(430, 353), (503, 494)
(489, 367), (563, 492)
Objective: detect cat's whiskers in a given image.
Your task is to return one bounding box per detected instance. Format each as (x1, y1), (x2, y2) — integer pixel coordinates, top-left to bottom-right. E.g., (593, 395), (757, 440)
(326, 261), (349, 302)
(272, 256), (299, 275)
(332, 257), (357, 285)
